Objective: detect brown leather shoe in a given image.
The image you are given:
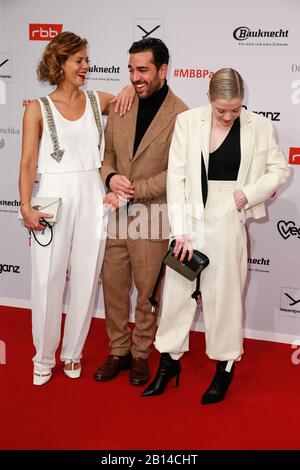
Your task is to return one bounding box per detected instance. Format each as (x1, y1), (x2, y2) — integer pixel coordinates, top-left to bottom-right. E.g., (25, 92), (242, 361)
(129, 358), (150, 386)
(94, 354), (132, 381)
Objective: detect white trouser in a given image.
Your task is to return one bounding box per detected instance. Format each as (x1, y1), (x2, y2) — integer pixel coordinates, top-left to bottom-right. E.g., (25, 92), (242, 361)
(31, 170), (107, 372)
(155, 181), (247, 362)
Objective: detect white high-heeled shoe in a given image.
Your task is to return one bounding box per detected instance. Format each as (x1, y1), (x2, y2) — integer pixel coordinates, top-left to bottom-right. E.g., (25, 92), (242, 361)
(63, 361), (81, 379)
(33, 370), (52, 386)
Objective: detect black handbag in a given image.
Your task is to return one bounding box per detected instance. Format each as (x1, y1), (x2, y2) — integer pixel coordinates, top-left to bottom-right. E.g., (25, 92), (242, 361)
(149, 239), (209, 311)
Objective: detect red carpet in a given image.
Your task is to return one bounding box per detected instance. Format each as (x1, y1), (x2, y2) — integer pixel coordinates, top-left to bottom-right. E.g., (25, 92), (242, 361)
(0, 305), (299, 450)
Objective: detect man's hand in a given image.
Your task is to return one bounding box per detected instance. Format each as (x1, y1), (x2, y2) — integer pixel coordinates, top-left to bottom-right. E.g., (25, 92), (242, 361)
(103, 192), (128, 211)
(109, 174), (135, 200)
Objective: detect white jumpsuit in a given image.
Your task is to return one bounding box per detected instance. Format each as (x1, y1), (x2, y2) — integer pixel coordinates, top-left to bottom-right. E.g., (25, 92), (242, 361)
(31, 91), (107, 373)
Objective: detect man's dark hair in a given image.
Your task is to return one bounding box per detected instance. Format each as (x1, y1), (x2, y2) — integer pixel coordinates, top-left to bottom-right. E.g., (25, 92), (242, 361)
(128, 38), (169, 69)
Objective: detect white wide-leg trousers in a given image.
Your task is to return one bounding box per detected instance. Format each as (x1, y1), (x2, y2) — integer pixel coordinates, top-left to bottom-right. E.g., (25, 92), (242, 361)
(155, 181), (247, 362)
(31, 170), (107, 372)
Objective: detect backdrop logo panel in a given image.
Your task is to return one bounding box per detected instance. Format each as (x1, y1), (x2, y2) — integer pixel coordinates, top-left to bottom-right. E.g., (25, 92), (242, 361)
(0, 199), (21, 216)
(248, 256), (270, 274)
(86, 65), (121, 82)
(233, 26), (289, 47)
(133, 18), (164, 40)
(242, 105), (280, 121)
(172, 68), (214, 79)
(29, 24), (63, 41)
(0, 264), (21, 274)
(280, 287), (300, 318)
(289, 147), (300, 165)
(0, 54), (12, 83)
(277, 220), (300, 240)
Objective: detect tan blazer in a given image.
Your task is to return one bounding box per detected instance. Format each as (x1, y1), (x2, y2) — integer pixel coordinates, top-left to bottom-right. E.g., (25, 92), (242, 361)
(167, 105), (290, 237)
(101, 88), (188, 240)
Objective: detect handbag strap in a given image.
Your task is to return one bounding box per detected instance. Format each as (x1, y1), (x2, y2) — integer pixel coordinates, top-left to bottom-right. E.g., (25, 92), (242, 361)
(40, 96), (65, 163)
(30, 218), (53, 247)
(191, 273), (201, 301)
(149, 249), (202, 313)
(86, 91), (103, 156)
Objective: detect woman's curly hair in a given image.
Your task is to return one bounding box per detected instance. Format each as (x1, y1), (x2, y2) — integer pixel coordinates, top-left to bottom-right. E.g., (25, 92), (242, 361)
(37, 31), (88, 85)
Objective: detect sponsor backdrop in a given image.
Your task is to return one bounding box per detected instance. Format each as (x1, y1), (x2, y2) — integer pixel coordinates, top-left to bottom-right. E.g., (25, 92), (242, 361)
(0, 0), (299, 344)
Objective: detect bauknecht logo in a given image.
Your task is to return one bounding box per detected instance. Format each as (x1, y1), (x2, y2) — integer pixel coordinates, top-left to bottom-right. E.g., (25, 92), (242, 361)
(0, 264), (20, 274)
(88, 65), (120, 74)
(87, 65), (120, 82)
(29, 24), (63, 41)
(0, 200), (21, 207)
(0, 127), (20, 135)
(233, 26), (288, 41)
(277, 220), (300, 240)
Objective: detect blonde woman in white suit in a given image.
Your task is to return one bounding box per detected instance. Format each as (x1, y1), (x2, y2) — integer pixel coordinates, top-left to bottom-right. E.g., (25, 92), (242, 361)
(141, 68), (290, 404)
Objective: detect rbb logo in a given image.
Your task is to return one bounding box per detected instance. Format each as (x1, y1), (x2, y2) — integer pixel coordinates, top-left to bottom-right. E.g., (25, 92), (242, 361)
(29, 24), (63, 41)
(289, 148), (300, 165)
(173, 69), (214, 79)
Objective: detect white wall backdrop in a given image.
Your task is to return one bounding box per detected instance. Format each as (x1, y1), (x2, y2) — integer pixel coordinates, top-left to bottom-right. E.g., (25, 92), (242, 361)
(0, 0), (299, 344)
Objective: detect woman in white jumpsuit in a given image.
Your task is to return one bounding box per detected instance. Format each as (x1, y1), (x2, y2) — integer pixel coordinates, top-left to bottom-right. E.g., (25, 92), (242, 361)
(19, 32), (133, 385)
(141, 68), (290, 404)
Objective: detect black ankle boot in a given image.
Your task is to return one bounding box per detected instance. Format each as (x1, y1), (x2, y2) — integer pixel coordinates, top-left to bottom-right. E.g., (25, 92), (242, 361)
(141, 353), (181, 397)
(201, 361), (235, 405)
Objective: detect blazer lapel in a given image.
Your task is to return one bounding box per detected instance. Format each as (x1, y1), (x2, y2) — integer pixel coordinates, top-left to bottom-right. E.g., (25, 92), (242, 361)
(198, 104), (212, 173)
(132, 89), (175, 162)
(237, 108), (254, 187)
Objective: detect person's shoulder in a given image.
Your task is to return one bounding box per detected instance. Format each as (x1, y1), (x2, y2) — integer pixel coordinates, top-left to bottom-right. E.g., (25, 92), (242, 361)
(176, 105), (208, 122)
(246, 109), (273, 130)
(23, 99), (42, 119)
(168, 89), (188, 112)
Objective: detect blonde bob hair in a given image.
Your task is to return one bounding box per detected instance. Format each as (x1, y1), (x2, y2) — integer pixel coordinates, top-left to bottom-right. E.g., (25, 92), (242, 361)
(209, 68), (244, 101)
(37, 31), (87, 85)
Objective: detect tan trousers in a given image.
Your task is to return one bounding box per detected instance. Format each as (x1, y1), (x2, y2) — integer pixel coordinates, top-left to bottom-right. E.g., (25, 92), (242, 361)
(155, 181), (248, 362)
(102, 234), (168, 359)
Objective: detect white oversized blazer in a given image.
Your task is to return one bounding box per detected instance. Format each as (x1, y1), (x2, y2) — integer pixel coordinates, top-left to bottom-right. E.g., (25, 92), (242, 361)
(167, 105), (290, 239)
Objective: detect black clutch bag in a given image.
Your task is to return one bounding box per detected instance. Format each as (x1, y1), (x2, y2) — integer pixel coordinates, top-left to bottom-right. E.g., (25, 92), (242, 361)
(165, 239), (209, 281)
(149, 239), (209, 311)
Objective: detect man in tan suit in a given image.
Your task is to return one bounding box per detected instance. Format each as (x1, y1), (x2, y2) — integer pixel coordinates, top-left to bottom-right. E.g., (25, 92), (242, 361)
(94, 38), (187, 385)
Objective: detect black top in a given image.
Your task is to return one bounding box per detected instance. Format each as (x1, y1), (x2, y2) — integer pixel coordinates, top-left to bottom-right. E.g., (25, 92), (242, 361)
(207, 117), (241, 181)
(133, 80), (169, 155)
